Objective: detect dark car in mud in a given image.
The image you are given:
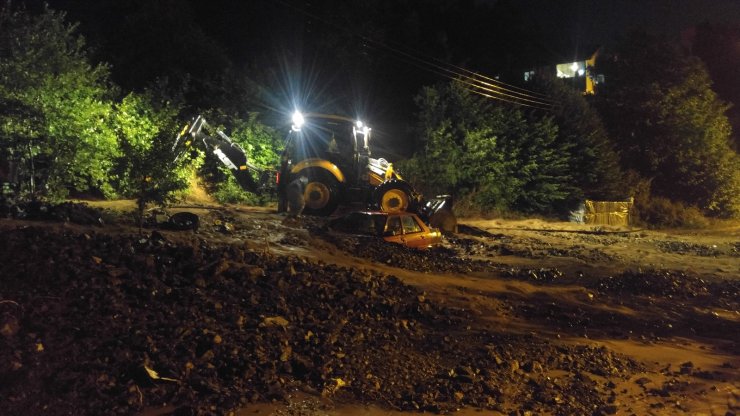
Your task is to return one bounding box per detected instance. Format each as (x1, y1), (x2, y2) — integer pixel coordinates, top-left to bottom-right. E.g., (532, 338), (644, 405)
(328, 211), (442, 249)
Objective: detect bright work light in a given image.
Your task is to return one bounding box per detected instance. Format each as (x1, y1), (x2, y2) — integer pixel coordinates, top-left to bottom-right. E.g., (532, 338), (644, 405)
(292, 111), (305, 131)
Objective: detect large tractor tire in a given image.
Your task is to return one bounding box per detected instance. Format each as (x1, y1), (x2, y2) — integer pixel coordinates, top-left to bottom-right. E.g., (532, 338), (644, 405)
(300, 168), (340, 216)
(374, 179), (416, 213)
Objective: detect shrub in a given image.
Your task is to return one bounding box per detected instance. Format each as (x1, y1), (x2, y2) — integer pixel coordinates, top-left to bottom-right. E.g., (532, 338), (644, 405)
(634, 196), (709, 228)
(211, 169), (268, 205)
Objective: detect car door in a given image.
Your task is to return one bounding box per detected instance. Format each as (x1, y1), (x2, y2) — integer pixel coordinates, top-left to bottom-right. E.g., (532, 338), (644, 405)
(398, 214), (431, 248)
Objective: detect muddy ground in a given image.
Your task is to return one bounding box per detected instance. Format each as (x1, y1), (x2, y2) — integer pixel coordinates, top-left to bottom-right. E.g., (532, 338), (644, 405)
(0, 201), (738, 416)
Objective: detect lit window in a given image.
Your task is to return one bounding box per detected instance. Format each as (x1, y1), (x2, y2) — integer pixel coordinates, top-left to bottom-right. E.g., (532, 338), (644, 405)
(556, 61), (585, 79)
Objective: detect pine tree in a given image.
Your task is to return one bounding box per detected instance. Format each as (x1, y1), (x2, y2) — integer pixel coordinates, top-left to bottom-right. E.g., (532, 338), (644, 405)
(402, 80), (573, 214)
(531, 75), (624, 206)
(596, 32), (740, 217)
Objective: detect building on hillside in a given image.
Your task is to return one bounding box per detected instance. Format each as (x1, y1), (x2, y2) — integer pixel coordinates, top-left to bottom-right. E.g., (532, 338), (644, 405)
(523, 47), (603, 94)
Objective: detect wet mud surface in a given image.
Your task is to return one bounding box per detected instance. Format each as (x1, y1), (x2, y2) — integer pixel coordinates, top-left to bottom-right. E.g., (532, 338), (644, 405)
(1, 203), (739, 415)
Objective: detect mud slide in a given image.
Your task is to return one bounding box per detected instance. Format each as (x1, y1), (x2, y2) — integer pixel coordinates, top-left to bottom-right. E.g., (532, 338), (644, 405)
(0, 202), (737, 415)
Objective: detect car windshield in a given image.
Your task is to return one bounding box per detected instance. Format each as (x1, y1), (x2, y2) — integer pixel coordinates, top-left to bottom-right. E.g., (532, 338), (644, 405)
(401, 215), (422, 233)
(288, 119), (354, 161)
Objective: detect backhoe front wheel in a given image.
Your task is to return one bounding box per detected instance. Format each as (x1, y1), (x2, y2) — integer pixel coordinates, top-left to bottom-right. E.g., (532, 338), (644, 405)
(374, 180), (415, 213)
(301, 169), (340, 216)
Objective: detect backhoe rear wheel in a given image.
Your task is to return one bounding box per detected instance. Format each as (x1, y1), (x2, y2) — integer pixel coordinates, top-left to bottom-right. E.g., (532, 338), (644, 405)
(300, 168), (340, 216)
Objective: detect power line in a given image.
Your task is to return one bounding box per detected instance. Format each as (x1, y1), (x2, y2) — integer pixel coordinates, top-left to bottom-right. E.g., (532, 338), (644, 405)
(273, 0), (556, 110)
(363, 35), (551, 100)
(360, 41), (552, 110)
(358, 38), (553, 108)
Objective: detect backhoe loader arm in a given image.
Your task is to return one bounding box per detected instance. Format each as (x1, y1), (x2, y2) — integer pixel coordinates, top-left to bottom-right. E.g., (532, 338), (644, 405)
(173, 115), (268, 194)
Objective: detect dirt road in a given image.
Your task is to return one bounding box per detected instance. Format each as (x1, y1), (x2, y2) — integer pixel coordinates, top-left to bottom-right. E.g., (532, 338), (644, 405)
(1, 202), (738, 415)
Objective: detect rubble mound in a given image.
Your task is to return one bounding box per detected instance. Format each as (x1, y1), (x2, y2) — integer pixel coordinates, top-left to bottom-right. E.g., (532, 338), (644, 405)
(655, 240), (723, 257)
(593, 270), (740, 305)
(1, 227), (641, 415)
(0, 200), (108, 225)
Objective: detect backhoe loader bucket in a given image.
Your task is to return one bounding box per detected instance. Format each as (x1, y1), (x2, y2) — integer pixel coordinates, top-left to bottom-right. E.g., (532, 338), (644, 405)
(419, 195), (457, 234)
(171, 115), (276, 196)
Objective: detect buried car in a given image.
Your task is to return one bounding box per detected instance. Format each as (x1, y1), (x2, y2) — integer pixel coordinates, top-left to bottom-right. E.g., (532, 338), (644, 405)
(328, 211), (442, 249)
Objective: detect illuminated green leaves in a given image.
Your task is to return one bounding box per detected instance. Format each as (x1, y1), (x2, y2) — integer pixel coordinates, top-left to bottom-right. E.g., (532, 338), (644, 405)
(403, 81), (572, 214)
(0, 7), (116, 199)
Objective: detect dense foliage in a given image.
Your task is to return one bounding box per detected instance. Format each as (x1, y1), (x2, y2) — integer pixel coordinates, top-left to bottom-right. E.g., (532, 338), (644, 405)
(692, 22), (740, 151)
(400, 81), (575, 215)
(201, 113), (284, 204)
(0, 7), (117, 199)
(111, 93), (198, 222)
(530, 76), (624, 206)
(0, 7), (279, 208)
(596, 32), (740, 218)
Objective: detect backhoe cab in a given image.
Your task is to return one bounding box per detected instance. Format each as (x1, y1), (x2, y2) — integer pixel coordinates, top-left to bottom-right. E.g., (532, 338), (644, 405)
(278, 113), (420, 216)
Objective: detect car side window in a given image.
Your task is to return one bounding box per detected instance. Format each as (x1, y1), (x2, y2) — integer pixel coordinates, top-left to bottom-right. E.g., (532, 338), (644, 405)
(401, 215), (422, 234)
(385, 217), (402, 236)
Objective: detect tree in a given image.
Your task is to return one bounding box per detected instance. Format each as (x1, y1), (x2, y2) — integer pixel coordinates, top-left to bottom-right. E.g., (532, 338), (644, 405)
(500, 110), (572, 213)
(596, 32), (740, 217)
(401, 80), (574, 214)
(531, 75), (624, 206)
(111, 93), (195, 227)
(0, 6), (118, 199)
(692, 22), (740, 151)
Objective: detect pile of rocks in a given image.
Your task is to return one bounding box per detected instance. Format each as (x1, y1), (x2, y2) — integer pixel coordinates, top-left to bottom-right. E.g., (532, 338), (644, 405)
(1, 227), (640, 415)
(0, 200), (107, 224)
(655, 240), (724, 257)
(594, 270), (740, 306)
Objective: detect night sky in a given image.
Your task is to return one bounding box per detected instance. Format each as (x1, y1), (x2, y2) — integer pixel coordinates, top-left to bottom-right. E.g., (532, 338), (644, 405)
(517, 0), (740, 45)
(25, 0), (740, 155)
(179, 0), (740, 64)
